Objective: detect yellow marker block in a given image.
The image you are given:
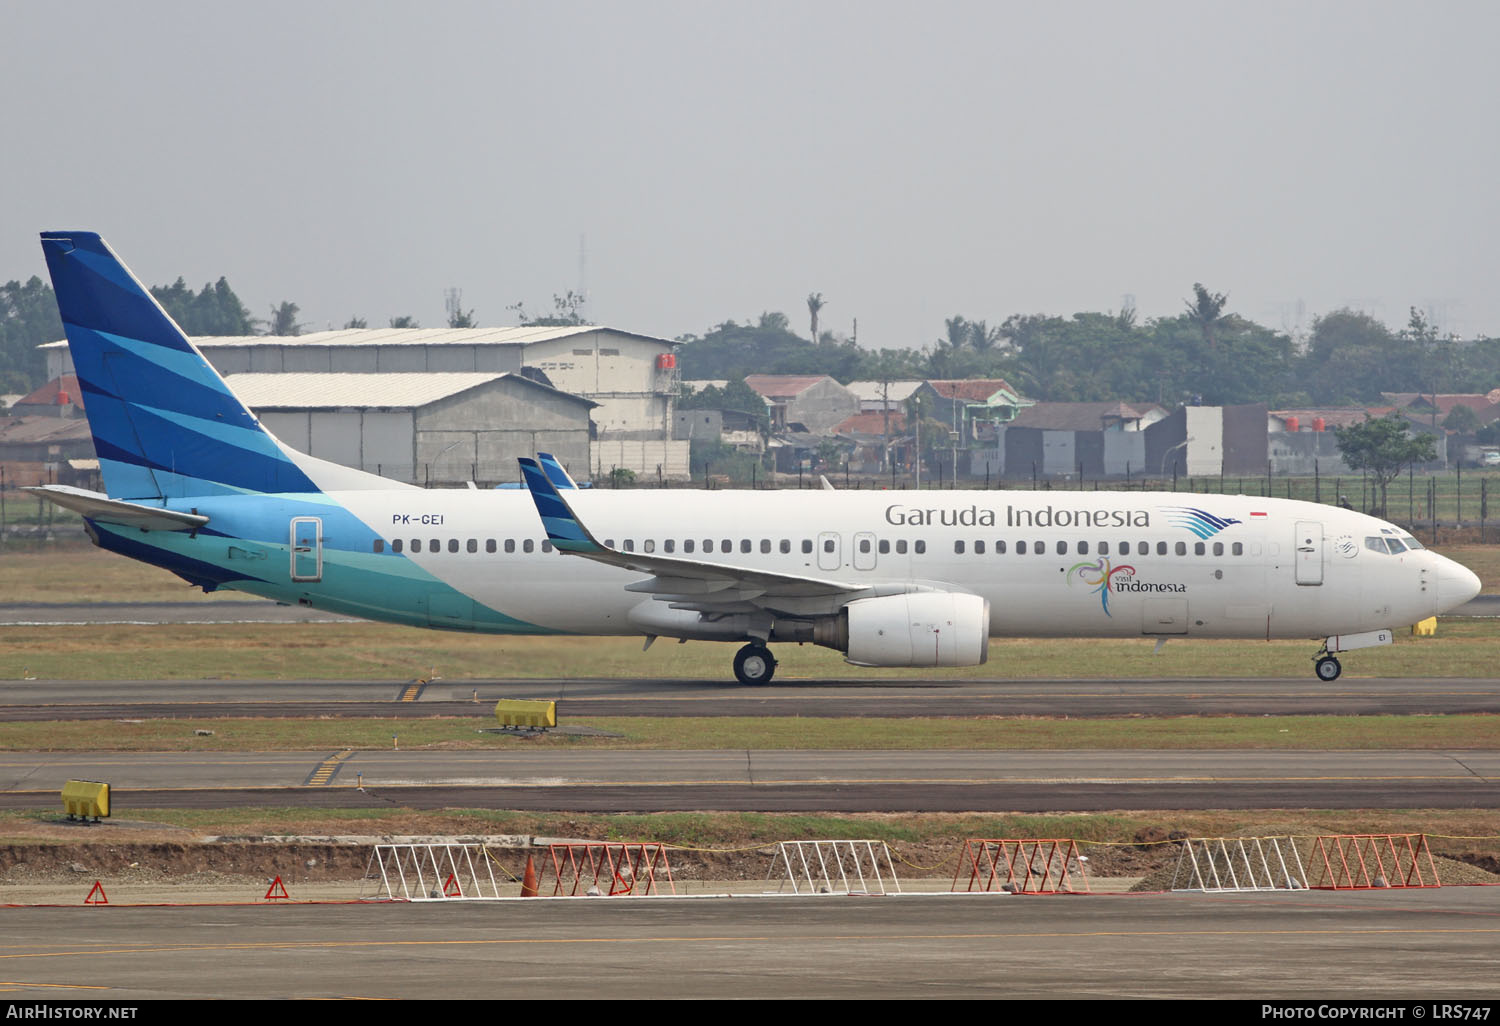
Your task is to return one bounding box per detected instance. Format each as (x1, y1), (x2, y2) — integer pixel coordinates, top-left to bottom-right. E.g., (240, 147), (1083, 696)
(495, 699), (557, 728)
(1412, 617), (1437, 637)
(62, 780), (110, 819)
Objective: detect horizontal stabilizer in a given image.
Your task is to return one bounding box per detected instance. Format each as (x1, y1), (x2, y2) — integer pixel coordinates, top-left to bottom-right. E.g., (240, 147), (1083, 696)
(26, 485), (209, 532)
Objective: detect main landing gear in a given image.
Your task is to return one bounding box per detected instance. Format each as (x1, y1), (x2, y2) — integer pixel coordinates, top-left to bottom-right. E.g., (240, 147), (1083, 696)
(733, 643), (777, 685)
(1314, 653), (1342, 681)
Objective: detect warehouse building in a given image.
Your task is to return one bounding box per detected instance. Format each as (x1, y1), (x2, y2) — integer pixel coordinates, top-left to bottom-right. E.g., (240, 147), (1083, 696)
(43, 325), (687, 480)
(226, 372), (595, 486)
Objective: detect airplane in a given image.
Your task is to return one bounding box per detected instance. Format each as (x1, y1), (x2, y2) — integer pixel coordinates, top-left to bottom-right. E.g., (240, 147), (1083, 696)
(29, 231), (1483, 685)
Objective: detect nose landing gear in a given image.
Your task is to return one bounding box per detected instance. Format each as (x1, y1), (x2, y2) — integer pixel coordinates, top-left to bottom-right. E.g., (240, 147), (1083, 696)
(733, 643), (777, 685)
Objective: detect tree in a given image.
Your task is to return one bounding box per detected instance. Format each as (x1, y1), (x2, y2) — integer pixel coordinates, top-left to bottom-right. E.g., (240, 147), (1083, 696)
(389, 315), (420, 329)
(266, 302), (303, 337)
(445, 288), (475, 328)
(0, 276), (62, 391)
(509, 291), (586, 326)
(806, 293), (824, 346)
(1334, 414), (1437, 516)
(968, 319), (1001, 352)
(343, 317), (368, 329)
(1184, 283), (1229, 350)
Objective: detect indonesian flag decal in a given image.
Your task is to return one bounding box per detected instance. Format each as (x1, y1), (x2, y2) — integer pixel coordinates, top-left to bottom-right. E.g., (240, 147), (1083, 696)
(1250, 511), (1268, 518)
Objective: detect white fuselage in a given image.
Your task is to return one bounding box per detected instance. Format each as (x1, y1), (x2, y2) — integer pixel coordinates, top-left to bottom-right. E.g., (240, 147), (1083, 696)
(242, 488), (1475, 641)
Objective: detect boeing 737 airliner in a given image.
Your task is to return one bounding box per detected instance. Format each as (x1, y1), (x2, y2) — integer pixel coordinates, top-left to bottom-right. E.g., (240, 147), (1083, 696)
(29, 232), (1482, 684)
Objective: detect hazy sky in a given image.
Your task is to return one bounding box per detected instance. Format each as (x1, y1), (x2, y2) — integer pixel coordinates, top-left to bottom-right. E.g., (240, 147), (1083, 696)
(5, 1), (1498, 348)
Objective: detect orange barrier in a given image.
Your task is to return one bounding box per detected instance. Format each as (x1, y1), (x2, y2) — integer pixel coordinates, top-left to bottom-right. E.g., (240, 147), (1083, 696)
(953, 839), (1090, 894)
(1307, 834), (1441, 889)
(543, 843), (675, 896)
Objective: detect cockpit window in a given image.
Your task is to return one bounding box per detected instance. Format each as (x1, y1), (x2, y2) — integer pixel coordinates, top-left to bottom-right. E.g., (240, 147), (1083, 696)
(1385, 537), (1408, 553)
(1401, 534), (1425, 550)
(1364, 536), (1387, 554)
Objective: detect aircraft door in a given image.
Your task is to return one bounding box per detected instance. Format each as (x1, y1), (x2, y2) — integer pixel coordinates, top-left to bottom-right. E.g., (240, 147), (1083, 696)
(817, 531), (842, 571)
(1294, 520), (1323, 586)
(291, 516), (323, 582)
(853, 531), (877, 571)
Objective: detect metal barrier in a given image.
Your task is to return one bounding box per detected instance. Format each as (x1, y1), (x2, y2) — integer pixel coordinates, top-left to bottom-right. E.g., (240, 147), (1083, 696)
(768, 840), (901, 895)
(953, 839), (1089, 894)
(543, 843), (675, 896)
(362, 844), (508, 901)
(1307, 834), (1441, 889)
(1170, 836), (1307, 892)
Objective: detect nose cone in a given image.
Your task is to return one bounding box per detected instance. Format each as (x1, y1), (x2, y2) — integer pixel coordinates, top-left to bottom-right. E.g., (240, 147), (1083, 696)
(1436, 556), (1482, 612)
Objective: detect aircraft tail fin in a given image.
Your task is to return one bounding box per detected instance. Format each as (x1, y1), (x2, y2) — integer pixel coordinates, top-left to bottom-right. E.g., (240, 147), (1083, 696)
(38, 232), (389, 500)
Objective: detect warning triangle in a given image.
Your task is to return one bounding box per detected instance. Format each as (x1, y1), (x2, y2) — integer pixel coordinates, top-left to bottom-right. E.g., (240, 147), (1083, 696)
(84, 880), (109, 905)
(264, 876), (290, 900)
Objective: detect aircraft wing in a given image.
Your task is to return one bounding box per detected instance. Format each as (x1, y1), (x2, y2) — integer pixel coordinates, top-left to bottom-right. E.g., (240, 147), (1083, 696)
(26, 485), (210, 532)
(517, 457), (866, 604)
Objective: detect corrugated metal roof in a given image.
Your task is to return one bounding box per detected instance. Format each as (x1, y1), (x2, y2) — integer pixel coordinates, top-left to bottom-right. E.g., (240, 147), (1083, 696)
(743, 374), (840, 398)
(226, 372), (515, 409)
(42, 325), (674, 350)
(0, 415), (94, 444)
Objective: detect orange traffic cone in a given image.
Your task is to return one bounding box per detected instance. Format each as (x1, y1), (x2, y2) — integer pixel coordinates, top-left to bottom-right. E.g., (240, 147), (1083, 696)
(520, 855), (539, 897)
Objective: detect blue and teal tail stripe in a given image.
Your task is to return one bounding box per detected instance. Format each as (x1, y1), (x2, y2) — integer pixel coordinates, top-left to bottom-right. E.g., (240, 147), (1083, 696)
(40, 232), (317, 500)
(518, 457), (600, 553)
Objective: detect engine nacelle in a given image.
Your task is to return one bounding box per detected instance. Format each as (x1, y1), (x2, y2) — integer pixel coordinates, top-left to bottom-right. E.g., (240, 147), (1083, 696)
(841, 592), (990, 667)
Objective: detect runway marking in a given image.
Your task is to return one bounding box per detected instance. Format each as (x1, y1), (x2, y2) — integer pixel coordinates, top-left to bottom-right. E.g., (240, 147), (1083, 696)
(3, 925), (1500, 963)
(303, 751), (353, 787)
(399, 680), (426, 702)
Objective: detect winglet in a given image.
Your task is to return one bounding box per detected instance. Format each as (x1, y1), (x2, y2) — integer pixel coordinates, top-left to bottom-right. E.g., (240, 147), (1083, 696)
(536, 452), (578, 490)
(518, 457), (602, 553)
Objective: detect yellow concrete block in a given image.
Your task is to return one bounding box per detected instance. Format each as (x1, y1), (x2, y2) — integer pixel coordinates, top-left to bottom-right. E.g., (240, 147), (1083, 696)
(495, 699), (557, 729)
(62, 779), (110, 819)
(1412, 617), (1438, 637)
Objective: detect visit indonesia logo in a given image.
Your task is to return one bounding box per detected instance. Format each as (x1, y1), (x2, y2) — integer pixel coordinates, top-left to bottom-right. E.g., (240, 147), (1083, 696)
(1068, 557), (1137, 616)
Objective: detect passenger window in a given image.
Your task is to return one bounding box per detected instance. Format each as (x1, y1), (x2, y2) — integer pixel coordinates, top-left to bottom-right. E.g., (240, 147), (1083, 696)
(802, 540), (813, 554)
(505, 539), (515, 553)
(623, 539), (635, 552)
(896, 540), (908, 554)
(704, 539), (713, 552)
(722, 540), (732, 553)
(486, 539), (496, 553)
(760, 539), (771, 554)
(1138, 541), (1149, 556)
(523, 539), (534, 553)
(664, 539), (674, 553)
(449, 539), (460, 553)
(975, 540), (985, 555)
(373, 540), (384, 553)
(1194, 542), (1205, 556)
(878, 540), (889, 554)
(1157, 542), (1167, 555)
(1018, 540), (1028, 555)
(1078, 541), (1089, 555)
(411, 539), (422, 553)
(1035, 541), (1044, 555)
(1232, 542), (1243, 556)
(1212, 542), (1223, 556)
(467, 539), (477, 553)
(1057, 541), (1068, 555)
(644, 540), (655, 553)
(780, 540), (791, 554)
(1119, 542), (1130, 556)
(542, 540), (553, 553)
(954, 541), (965, 554)
(1175, 542), (1186, 556)
(685, 540), (695, 553)
(915, 540), (926, 554)
(823, 539), (835, 553)
(390, 539), (402, 553)
(860, 538), (872, 553)
(995, 540), (1006, 554)
(430, 538), (440, 552)
(741, 539), (752, 554)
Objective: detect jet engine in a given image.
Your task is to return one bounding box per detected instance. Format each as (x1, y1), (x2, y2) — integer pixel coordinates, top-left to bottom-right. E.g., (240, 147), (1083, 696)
(804, 592), (990, 667)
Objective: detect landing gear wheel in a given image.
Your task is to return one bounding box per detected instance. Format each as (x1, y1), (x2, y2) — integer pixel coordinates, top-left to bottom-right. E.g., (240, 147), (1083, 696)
(733, 644), (777, 685)
(1314, 655), (1342, 682)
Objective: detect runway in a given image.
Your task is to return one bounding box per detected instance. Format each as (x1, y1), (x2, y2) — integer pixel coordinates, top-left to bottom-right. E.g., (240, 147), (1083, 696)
(8, 674), (1500, 719)
(1, 888), (1496, 999)
(3, 749), (1497, 811)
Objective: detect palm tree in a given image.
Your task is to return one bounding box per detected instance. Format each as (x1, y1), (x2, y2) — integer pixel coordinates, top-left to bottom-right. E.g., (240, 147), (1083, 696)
(1185, 283), (1229, 350)
(942, 315), (969, 350)
(807, 293), (825, 344)
(968, 319), (1001, 352)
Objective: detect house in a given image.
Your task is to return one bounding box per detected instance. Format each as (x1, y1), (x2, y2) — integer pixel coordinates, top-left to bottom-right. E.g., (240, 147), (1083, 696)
(742, 375), (859, 434)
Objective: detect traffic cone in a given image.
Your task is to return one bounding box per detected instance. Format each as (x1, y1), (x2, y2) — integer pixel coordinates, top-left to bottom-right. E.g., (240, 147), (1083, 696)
(520, 855), (539, 897)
